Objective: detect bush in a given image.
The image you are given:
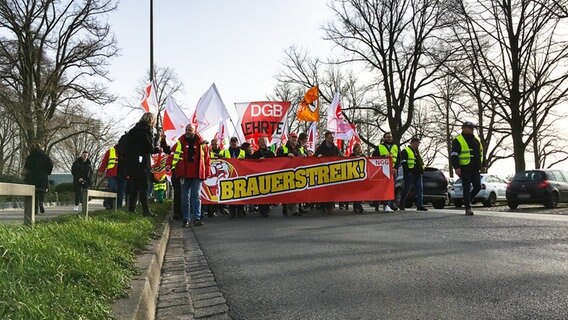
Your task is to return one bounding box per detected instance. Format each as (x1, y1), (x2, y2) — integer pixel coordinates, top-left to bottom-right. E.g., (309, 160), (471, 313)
(0, 202), (171, 319)
(0, 174), (23, 184)
(55, 182), (74, 193)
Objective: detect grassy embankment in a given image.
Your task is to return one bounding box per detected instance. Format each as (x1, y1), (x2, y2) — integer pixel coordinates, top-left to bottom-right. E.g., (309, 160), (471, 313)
(0, 202), (171, 319)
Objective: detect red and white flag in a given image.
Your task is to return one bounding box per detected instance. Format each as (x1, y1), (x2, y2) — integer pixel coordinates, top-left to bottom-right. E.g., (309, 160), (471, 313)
(327, 92), (355, 141)
(140, 81), (159, 114)
(163, 95), (189, 144)
(234, 101), (291, 146)
(306, 122), (318, 153)
(191, 83), (231, 133)
(344, 124), (361, 157)
(214, 121), (229, 149)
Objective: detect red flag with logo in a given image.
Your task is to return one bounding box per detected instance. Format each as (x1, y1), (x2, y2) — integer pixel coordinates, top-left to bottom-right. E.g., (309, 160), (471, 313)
(234, 102), (291, 145)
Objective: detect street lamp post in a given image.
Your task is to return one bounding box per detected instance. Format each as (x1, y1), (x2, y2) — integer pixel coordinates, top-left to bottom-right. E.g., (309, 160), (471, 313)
(150, 0), (154, 82)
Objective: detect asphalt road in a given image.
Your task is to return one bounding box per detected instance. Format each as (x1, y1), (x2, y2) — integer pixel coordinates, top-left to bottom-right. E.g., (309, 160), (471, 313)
(190, 205), (568, 320)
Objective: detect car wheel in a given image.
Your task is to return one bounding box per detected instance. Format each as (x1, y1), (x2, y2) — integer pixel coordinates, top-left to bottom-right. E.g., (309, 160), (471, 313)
(544, 192), (559, 209)
(432, 199), (445, 209)
(483, 193), (497, 207)
(507, 202), (518, 209)
(454, 199), (463, 208)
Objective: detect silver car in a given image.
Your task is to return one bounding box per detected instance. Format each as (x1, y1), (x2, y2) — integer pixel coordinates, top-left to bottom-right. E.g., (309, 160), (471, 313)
(451, 174), (509, 207)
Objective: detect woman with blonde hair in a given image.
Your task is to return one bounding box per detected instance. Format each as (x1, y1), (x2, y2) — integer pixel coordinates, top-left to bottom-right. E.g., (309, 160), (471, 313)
(125, 112), (160, 216)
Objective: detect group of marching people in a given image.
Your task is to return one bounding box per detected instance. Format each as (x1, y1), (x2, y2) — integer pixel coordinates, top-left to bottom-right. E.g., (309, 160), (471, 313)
(97, 112), (486, 227)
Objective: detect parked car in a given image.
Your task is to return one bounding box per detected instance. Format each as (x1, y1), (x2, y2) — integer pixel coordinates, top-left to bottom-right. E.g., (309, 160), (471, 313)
(451, 174), (508, 207)
(395, 167), (448, 209)
(506, 169), (568, 209)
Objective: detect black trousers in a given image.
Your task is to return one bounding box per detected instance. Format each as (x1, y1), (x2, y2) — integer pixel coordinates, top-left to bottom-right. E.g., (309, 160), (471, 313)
(460, 170), (482, 209)
(127, 173), (151, 215)
(171, 175), (182, 219)
(73, 183), (87, 206)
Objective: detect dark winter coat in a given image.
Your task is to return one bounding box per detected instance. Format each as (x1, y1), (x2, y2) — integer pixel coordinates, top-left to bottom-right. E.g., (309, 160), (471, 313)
(71, 157), (92, 188)
(315, 142), (341, 157)
(124, 121), (157, 179)
(23, 149), (53, 190)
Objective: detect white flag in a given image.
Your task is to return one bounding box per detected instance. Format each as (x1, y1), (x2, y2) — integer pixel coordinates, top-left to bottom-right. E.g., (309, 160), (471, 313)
(191, 83), (231, 133)
(163, 95), (189, 144)
(306, 121), (318, 153)
(140, 81), (159, 114)
(327, 92), (355, 140)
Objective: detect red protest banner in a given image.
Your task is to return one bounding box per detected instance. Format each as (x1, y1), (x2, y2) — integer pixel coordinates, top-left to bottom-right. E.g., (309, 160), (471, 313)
(201, 156), (394, 204)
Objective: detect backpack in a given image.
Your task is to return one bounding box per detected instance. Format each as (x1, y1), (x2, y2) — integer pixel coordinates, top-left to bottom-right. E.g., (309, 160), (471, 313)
(116, 131), (131, 158)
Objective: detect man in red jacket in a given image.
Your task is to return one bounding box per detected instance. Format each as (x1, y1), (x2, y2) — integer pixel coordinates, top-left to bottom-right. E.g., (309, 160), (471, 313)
(98, 144), (126, 209)
(168, 124), (211, 227)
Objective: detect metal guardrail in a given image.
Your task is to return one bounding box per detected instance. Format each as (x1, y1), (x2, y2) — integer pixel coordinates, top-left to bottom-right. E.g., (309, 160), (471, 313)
(0, 182), (36, 226)
(81, 189), (117, 218)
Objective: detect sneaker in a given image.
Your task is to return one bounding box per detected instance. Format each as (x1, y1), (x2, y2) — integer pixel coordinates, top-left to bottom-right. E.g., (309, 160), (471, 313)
(465, 208), (474, 216)
(183, 220), (190, 228)
(417, 207), (428, 211)
(73, 205), (79, 211)
(194, 220), (204, 226)
(384, 206), (394, 213)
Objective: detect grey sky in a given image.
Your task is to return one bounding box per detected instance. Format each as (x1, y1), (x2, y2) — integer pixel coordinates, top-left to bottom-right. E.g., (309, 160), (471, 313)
(103, 0), (333, 127)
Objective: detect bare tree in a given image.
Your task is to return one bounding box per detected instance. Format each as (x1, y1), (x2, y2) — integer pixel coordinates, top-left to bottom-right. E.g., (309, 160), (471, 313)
(452, 0), (568, 172)
(530, 113), (568, 169)
(274, 46), (378, 148)
(123, 65), (185, 128)
(0, 0), (118, 164)
(323, 0), (454, 146)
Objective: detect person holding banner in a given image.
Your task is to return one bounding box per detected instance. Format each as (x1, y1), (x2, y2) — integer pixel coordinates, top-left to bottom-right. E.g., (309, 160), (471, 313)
(297, 132), (311, 214)
(168, 124), (211, 227)
(399, 137), (428, 212)
(277, 132), (302, 216)
(372, 132), (400, 212)
(251, 137), (276, 217)
(315, 131), (342, 214)
(351, 143), (366, 214)
(221, 137), (246, 218)
(204, 138), (227, 218)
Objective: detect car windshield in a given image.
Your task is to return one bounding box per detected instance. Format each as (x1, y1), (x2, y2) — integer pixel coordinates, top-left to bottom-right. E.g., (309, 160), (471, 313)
(512, 171), (545, 181)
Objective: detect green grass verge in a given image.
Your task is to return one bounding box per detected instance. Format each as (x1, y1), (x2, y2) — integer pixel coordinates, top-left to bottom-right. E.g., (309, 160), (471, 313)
(0, 201), (171, 320)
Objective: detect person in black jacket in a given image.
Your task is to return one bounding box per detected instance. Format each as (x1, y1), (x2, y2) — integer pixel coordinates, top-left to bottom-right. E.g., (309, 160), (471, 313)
(71, 150), (92, 211)
(125, 112), (161, 216)
(23, 144), (53, 214)
(399, 137), (428, 211)
(451, 121), (486, 216)
(251, 137), (275, 217)
(315, 131), (342, 214)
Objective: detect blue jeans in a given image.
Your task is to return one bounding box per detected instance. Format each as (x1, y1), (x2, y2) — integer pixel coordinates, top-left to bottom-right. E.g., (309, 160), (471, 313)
(181, 178), (202, 222)
(106, 176), (126, 209)
(401, 174), (424, 208)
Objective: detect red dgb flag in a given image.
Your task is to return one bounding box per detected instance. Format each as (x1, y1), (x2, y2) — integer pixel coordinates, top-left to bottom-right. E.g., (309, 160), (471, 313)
(234, 101), (291, 145)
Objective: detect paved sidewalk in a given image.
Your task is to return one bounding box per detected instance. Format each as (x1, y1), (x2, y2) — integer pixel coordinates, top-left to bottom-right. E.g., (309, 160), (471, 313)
(156, 222), (230, 320)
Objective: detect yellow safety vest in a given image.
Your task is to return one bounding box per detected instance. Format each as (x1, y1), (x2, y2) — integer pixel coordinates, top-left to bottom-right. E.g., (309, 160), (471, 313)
(404, 146), (416, 169)
(456, 134), (483, 166)
(220, 149), (245, 159)
(153, 182), (167, 191)
(106, 147), (117, 169)
(378, 144), (398, 163)
(172, 141), (183, 168)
